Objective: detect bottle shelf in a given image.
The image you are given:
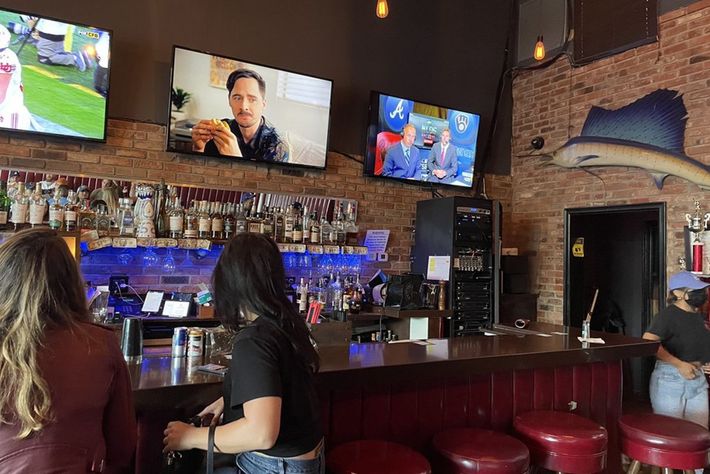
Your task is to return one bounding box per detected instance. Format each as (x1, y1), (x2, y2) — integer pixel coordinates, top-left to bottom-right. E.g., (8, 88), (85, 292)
(80, 233), (368, 255)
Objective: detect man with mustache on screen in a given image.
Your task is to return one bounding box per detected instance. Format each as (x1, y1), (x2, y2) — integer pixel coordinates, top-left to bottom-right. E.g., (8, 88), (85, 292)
(191, 68), (289, 162)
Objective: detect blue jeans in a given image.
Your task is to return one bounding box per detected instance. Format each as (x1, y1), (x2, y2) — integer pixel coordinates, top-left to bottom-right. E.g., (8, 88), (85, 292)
(234, 449), (325, 474)
(649, 361), (709, 428)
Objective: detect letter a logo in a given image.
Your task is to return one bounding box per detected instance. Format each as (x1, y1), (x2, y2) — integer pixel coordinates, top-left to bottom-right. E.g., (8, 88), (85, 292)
(389, 99), (405, 120)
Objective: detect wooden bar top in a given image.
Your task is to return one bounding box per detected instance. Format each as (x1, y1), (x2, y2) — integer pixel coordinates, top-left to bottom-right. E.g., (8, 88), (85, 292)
(129, 322), (659, 397)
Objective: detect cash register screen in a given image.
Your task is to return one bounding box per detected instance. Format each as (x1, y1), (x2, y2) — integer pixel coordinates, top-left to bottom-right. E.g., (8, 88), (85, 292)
(141, 291), (164, 313)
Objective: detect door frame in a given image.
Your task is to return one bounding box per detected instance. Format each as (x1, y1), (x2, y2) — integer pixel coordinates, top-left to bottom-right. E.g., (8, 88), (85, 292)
(563, 202), (667, 325)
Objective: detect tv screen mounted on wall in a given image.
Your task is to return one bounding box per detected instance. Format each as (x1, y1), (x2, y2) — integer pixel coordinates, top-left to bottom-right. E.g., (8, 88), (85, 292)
(0, 7), (111, 141)
(167, 46), (333, 170)
(363, 91), (481, 188)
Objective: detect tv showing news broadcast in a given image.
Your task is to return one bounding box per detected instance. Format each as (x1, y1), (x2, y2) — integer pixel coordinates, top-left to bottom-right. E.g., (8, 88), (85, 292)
(167, 46), (333, 170)
(0, 7), (111, 141)
(364, 92), (481, 188)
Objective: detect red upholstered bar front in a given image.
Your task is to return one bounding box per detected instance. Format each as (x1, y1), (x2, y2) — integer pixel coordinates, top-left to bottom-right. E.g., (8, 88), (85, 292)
(319, 361), (623, 474)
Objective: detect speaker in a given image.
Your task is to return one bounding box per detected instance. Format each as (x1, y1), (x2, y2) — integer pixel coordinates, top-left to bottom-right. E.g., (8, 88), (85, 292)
(517, 0), (568, 66)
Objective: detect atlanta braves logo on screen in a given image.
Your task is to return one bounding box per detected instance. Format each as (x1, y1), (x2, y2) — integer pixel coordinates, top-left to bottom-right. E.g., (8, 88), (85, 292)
(382, 95), (412, 132)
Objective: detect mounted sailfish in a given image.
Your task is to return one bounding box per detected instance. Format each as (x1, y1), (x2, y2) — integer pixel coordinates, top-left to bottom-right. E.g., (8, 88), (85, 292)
(544, 89), (710, 190)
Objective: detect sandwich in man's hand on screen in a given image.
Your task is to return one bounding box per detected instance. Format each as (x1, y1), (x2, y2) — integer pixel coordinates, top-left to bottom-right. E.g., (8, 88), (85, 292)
(191, 118), (243, 158)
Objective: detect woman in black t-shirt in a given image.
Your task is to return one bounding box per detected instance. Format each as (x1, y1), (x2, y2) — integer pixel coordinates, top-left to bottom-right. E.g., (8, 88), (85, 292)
(164, 233), (323, 474)
(643, 271), (710, 437)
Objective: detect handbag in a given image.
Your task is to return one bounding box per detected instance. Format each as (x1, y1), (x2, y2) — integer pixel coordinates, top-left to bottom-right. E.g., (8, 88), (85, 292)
(161, 416), (217, 474)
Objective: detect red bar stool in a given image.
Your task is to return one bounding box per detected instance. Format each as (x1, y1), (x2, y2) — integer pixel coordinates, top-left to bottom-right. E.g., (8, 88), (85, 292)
(513, 410), (607, 473)
(432, 427), (530, 473)
(327, 440), (431, 474)
(619, 413), (710, 473)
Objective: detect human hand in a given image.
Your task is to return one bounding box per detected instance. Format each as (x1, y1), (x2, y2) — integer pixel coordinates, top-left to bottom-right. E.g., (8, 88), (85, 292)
(197, 397), (224, 424)
(436, 169), (447, 178)
(191, 120), (215, 152)
(677, 361), (699, 380)
(212, 126), (242, 157)
(163, 421), (196, 452)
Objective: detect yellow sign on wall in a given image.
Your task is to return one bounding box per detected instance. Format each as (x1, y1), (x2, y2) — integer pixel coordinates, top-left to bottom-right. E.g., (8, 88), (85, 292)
(573, 237), (585, 258)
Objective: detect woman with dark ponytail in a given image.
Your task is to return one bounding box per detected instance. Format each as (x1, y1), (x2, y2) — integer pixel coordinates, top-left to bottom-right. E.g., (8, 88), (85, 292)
(164, 233), (323, 473)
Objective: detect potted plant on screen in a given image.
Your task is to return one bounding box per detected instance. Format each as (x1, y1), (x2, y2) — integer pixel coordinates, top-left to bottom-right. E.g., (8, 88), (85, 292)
(171, 87), (191, 123)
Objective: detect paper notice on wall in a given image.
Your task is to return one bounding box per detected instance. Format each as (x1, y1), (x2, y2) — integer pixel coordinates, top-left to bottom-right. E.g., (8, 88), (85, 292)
(427, 256), (451, 281)
(364, 230), (390, 261)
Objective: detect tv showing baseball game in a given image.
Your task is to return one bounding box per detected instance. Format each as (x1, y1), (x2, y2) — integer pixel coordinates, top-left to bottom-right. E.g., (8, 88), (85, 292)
(167, 46), (333, 170)
(363, 91), (481, 188)
(0, 7), (111, 141)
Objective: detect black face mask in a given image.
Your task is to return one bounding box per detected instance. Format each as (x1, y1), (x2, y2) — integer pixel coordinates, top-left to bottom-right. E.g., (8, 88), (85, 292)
(686, 289), (708, 308)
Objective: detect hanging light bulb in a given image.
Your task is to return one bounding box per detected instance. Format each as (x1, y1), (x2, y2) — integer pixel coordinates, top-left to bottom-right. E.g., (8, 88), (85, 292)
(376, 0), (389, 19)
(533, 35), (546, 61)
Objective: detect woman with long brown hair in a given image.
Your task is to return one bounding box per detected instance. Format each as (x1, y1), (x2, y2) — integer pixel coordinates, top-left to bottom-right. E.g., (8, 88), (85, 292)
(163, 233), (323, 473)
(0, 228), (137, 472)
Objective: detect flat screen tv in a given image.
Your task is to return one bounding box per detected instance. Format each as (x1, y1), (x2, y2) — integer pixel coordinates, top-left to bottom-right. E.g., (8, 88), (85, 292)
(0, 7), (111, 141)
(364, 91), (481, 188)
(167, 46), (333, 170)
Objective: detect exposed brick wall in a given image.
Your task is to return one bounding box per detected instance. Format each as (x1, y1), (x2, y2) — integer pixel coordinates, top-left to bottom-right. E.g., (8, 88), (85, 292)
(0, 120), (512, 290)
(510, 1), (710, 323)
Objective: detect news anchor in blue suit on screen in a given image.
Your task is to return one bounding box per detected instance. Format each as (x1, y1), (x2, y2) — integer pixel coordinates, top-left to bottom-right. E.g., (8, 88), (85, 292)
(381, 123), (421, 179)
(427, 128), (458, 184)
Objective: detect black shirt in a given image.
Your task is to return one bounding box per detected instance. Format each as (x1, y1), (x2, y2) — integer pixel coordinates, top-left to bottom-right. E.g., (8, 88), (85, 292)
(203, 117), (289, 162)
(223, 316), (322, 457)
(647, 304), (710, 363)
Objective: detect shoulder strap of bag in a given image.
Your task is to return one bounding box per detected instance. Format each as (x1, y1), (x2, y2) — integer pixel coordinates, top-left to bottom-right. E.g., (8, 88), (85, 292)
(206, 423), (216, 474)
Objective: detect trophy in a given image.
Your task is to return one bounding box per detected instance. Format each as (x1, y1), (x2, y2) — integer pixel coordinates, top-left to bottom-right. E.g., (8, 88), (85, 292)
(685, 200), (710, 274)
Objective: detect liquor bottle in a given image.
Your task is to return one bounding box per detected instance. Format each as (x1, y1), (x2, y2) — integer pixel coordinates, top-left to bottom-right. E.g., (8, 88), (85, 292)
(168, 197), (184, 239)
(297, 277), (308, 313)
(78, 196), (96, 231)
(320, 213), (332, 245)
(48, 188), (64, 230)
(95, 204), (111, 237)
(260, 206), (274, 238)
(64, 191), (78, 232)
(344, 202), (359, 245)
(248, 197), (262, 234)
(154, 178), (167, 238)
(10, 182), (28, 231)
(235, 203), (248, 234)
(310, 211), (320, 244)
(335, 204), (346, 245)
(118, 198), (135, 237)
(274, 207), (284, 243)
(0, 181), (11, 230)
(283, 204), (294, 243)
(302, 206), (310, 244)
(326, 273), (343, 311)
(183, 201), (198, 239)
(29, 183), (46, 228)
(198, 201), (211, 238)
(211, 201), (224, 239)
(223, 203), (235, 239)
(293, 207), (304, 244)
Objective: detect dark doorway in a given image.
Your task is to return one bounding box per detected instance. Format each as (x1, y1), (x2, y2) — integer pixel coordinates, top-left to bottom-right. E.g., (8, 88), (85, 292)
(564, 203), (666, 398)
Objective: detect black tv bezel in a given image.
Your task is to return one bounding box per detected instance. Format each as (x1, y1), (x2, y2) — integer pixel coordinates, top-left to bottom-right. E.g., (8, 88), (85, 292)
(363, 90), (482, 190)
(166, 45), (334, 172)
(0, 5), (113, 143)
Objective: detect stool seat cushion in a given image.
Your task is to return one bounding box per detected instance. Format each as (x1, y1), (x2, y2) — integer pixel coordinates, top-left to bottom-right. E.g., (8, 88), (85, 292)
(619, 414), (710, 452)
(514, 411), (608, 455)
(433, 428), (529, 474)
(327, 440), (431, 474)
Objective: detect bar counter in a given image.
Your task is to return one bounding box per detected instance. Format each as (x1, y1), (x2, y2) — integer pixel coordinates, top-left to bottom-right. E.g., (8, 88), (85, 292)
(130, 323), (659, 473)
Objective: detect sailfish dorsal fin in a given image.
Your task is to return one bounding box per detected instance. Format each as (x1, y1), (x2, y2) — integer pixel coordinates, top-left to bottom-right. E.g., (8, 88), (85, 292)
(580, 89), (688, 154)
